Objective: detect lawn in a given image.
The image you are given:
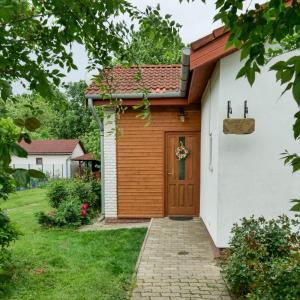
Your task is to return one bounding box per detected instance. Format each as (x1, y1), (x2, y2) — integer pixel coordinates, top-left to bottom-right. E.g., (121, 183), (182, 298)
(0, 189), (146, 300)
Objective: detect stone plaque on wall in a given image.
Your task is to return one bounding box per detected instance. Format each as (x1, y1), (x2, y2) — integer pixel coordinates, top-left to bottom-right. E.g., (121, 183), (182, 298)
(223, 118), (255, 135)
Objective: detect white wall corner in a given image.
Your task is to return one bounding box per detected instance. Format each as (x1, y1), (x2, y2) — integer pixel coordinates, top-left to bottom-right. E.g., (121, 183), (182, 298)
(103, 108), (117, 218)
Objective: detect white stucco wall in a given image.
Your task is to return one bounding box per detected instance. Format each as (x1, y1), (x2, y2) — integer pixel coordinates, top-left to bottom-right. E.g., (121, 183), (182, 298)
(201, 50), (300, 248)
(103, 108), (118, 218)
(11, 154), (71, 178)
(200, 63), (221, 243)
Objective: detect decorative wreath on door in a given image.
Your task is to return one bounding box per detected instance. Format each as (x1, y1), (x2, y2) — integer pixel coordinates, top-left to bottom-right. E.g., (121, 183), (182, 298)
(175, 141), (190, 160)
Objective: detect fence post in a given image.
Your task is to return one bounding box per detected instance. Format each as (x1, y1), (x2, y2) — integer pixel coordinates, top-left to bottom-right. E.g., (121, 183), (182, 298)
(28, 163), (31, 188)
(52, 164), (54, 179)
(62, 164), (63, 179)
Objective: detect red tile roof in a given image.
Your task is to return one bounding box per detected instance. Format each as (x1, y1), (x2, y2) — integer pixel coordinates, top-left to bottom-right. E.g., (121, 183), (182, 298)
(85, 65), (181, 96)
(19, 140), (81, 154)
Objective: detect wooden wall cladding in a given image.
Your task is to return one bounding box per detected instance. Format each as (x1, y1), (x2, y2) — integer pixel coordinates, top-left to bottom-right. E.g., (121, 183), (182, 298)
(116, 107), (201, 218)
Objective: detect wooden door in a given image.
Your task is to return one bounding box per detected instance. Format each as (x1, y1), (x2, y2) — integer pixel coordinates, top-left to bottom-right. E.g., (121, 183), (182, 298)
(166, 132), (200, 216)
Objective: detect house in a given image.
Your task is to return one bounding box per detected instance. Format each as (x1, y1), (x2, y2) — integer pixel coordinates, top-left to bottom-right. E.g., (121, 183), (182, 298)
(85, 27), (300, 248)
(11, 139), (85, 178)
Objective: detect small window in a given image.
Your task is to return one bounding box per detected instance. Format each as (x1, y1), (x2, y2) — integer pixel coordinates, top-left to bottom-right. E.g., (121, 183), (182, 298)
(36, 158), (43, 165)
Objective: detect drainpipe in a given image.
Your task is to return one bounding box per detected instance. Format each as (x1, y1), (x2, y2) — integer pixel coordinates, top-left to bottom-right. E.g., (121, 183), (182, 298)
(88, 98), (105, 221)
(86, 48), (190, 100)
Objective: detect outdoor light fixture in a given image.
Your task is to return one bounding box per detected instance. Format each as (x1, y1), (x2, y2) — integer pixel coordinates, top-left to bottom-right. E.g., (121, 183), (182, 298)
(179, 108), (187, 122)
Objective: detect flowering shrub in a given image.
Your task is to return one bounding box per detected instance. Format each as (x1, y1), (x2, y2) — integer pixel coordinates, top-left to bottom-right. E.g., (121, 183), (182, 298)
(221, 215), (300, 299)
(47, 180), (68, 208)
(36, 179), (100, 228)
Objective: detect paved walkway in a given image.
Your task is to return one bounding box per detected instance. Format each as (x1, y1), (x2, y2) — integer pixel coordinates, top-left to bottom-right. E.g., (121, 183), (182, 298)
(132, 218), (231, 300)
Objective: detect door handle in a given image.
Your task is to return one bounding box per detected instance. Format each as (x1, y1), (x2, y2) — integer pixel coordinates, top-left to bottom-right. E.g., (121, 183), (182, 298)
(168, 172), (173, 175)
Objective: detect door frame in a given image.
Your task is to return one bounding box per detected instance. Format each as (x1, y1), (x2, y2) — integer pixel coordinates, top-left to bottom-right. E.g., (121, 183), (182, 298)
(164, 131), (200, 217)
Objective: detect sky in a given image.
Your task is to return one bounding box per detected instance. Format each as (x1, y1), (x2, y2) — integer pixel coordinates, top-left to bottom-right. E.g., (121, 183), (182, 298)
(69, 0), (223, 85)
(13, 0), (264, 94)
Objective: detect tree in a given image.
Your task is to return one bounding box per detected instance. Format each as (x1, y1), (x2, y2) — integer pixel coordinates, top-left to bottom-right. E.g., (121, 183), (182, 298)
(0, 1), (181, 100)
(6, 92), (64, 140)
(51, 81), (92, 139)
(211, 0), (300, 210)
(116, 18), (185, 65)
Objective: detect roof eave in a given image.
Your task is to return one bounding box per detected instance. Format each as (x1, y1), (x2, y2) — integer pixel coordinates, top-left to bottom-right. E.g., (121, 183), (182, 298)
(26, 152), (73, 155)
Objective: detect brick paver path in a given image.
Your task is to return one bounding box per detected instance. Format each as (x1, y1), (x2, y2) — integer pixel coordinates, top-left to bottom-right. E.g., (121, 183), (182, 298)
(131, 218), (231, 300)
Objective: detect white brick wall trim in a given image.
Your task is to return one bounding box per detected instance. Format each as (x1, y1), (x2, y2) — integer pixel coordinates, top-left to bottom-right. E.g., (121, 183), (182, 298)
(103, 108), (117, 218)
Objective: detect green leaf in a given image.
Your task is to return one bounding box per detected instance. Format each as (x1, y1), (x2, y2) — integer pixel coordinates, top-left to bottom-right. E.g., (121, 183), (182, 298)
(236, 65), (247, 79)
(11, 143), (28, 158)
(22, 133), (32, 144)
(280, 82), (293, 97)
(293, 111), (300, 139)
(24, 117), (41, 132)
(292, 157), (300, 173)
(280, 68), (294, 84)
(28, 169), (46, 179)
(0, 80), (12, 100)
(270, 61), (286, 71)
(292, 75), (300, 105)
(290, 199), (300, 212)
(246, 68), (255, 86)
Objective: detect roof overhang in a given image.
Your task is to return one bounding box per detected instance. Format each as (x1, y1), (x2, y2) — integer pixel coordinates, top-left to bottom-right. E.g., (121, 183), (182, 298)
(187, 0), (295, 103)
(26, 152), (73, 155)
(188, 27), (237, 104)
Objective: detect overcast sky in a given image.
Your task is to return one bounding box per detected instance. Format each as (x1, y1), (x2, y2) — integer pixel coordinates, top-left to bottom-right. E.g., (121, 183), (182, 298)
(68, 0), (223, 85)
(13, 0), (264, 94)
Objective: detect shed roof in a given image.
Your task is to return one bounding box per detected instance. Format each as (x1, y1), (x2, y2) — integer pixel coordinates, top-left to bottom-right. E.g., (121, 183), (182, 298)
(19, 139), (82, 154)
(71, 153), (98, 161)
(85, 65), (182, 96)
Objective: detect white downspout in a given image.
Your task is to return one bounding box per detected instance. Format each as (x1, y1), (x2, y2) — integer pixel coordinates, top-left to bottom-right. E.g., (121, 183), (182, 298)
(88, 98), (105, 220)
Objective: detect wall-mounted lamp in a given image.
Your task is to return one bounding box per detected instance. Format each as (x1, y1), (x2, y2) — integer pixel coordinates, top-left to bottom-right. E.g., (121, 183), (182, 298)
(179, 108), (187, 122)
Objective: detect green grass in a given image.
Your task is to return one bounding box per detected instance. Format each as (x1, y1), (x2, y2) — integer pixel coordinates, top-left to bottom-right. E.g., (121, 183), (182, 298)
(0, 189), (146, 300)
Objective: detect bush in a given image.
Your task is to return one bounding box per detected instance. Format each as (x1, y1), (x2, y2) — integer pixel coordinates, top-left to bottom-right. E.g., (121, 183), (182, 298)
(221, 215), (300, 300)
(0, 209), (21, 269)
(47, 180), (68, 208)
(37, 178), (100, 228)
(54, 198), (83, 227)
(35, 211), (57, 227)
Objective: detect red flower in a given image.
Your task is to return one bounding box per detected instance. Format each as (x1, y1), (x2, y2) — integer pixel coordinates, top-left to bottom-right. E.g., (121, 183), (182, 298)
(81, 203), (88, 217)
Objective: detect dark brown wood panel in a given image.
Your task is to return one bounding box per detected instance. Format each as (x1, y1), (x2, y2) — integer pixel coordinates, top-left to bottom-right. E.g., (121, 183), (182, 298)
(166, 132), (200, 216)
(117, 107), (200, 218)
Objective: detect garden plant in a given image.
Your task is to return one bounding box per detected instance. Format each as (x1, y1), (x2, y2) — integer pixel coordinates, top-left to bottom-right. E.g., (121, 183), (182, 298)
(36, 178), (100, 228)
(221, 215), (300, 299)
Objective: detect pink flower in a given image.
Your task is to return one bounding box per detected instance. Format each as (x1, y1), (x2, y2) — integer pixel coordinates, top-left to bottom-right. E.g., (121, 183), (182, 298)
(81, 203), (88, 217)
